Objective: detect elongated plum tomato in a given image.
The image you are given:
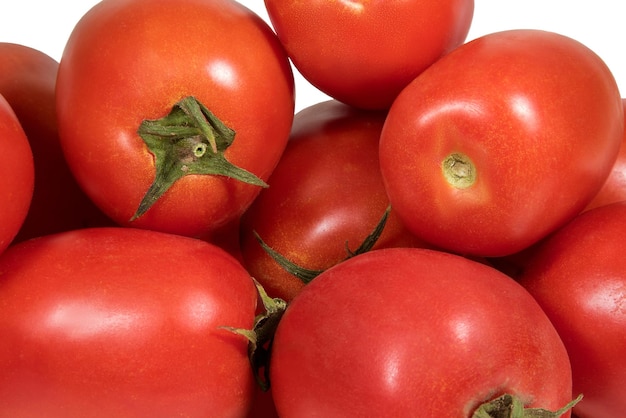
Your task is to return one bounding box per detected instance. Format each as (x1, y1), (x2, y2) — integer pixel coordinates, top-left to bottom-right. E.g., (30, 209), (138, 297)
(270, 248), (574, 417)
(380, 29), (624, 257)
(518, 201), (626, 418)
(239, 100), (426, 302)
(0, 227), (258, 417)
(0, 94), (33, 253)
(264, 0), (474, 110)
(55, 0), (294, 240)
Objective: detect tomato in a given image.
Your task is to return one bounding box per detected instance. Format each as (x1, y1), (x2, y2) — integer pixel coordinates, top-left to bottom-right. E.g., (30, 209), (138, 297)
(269, 247), (574, 417)
(0, 94), (34, 254)
(584, 98), (626, 212)
(263, 0), (474, 110)
(56, 0), (294, 240)
(0, 43), (113, 243)
(239, 100), (426, 302)
(518, 201), (626, 418)
(0, 227), (258, 417)
(380, 29), (624, 257)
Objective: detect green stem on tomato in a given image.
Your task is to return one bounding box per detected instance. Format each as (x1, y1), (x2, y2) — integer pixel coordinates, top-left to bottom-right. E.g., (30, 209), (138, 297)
(472, 393), (583, 418)
(130, 96), (268, 221)
(254, 205), (392, 284)
(220, 278), (287, 391)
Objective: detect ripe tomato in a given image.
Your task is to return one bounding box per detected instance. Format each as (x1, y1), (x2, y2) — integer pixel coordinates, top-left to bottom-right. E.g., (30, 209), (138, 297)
(239, 100), (426, 302)
(0, 93), (33, 254)
(380, 29), (624, 257)
(0, 43), (113, 243)
(0, 227), (258, 417)
(584, 98), (626, 211)
(264, 0), (474, 110)
(56, 0), (295, 240)
(270, 247), (574, 417)
(518, 201), (626, 418)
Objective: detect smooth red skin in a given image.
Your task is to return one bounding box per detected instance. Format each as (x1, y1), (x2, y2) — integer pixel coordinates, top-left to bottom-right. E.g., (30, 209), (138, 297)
(56, 0), (295, 239)
(270, 247), (573, 417)
(0, 94), (34, 253)
(0, 227), (258, 417)
(584, 99), (626, 212)
(239, 100), (426, 302)
(380, 29), (624, 257)
(0, 43), (114, 243)
(518, 202), (626, 418)
(264, 0), (474, 110)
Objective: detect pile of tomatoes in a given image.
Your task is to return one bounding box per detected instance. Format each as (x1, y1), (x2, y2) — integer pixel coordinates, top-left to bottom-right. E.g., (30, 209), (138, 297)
(1, 0), (624, 417)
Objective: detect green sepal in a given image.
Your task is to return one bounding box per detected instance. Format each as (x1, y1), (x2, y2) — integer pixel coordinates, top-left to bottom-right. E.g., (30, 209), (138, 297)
(220, 278), (287, 391)
(254, 205), (392, 284)
(131, 96), (268, 221)
(472, 393), (583, 418)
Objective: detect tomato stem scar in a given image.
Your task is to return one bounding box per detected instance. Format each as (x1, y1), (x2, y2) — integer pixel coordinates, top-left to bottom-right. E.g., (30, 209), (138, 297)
(442, 152), (476, 189)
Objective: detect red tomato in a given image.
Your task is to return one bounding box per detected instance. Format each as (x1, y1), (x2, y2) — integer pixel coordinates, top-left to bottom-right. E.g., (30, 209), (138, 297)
(584, 98), (626, 211)
(264, 0), (474, 110)
(0, 227), (258, 417)
(56, 0), (295, 240)
(0, 43), (113, 243)
(239, 100), (426, 302)
(270, 247), (574, 417)
(0, 94), (33, 253)
(380, 29), (624, 257)
(518, 201), (626, 418)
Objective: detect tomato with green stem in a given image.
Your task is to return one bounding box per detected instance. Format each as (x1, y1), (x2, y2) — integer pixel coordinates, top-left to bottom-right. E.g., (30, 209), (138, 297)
(56, 0), (294, 240)
(239, 100), (426, 302)
(269, 247), (578, 417)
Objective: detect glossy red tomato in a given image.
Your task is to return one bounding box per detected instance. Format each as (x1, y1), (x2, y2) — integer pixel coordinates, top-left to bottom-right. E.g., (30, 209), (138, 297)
(518, 201), (626, 418)
(380, 29), (624, 257)
(270, 247), (574, 417)
(264, 0), (474, 110)
(239, 100), (426, 302)
(584, 98), (626, 211)
(56, 0), (294, 240)
(0, 227), (258, 417)
(0, 93), (33, 253)
(0, 43), (113, 243)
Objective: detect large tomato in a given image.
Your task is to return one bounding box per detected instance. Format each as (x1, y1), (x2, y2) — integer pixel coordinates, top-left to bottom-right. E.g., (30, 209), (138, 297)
(269, 247), (574, 417)
(518, 201), (626, 418)
(0, 42), (112, 243)
(239, 100), (425, 302)
(0, 93), (34, 253)
(263, 0), (474, 110)
(0, 227), (258, 417)
(380, 29), (624, 257)
(56, 0), (295, 240)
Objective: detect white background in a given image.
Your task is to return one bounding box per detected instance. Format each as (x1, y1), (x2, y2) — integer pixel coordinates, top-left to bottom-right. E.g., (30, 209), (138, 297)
(1, 1), (624, 112)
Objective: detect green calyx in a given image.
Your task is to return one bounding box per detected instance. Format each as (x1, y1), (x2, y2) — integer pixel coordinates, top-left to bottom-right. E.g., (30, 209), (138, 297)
(255, 205), (392, 284)
(472, 393), (583, 418)
(221, 278), (287, 391)
(130, 96), (268, 221)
